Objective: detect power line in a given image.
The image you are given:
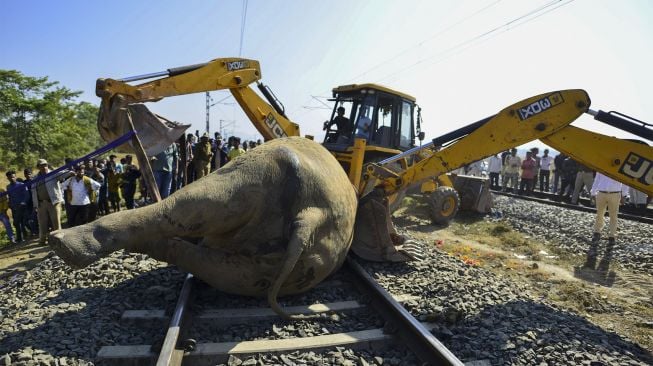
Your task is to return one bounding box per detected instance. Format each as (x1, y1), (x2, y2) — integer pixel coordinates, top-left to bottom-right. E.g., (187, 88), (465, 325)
(375, 0), (576, 84)
(239, 0), (249, 56)
(345, 0), (503, 83)
(207, 0), (248, 136)
(210, 94), (234, 107)
(301, 1), (505, 107)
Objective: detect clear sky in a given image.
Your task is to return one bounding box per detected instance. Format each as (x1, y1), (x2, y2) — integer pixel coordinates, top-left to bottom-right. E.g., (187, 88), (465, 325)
(1, 0), (651, 149)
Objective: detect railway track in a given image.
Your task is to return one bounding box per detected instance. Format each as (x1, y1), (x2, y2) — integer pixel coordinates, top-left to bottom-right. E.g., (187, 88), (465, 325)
(490, 189), (653, 224)
(96, 257), (463, 366)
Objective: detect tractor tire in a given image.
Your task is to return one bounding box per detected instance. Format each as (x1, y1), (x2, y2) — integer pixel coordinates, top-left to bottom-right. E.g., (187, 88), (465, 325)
(427, 186), (460, 226)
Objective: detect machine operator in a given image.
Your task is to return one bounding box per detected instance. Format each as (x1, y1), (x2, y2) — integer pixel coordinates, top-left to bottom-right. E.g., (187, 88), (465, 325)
(323, 106), (352, 141)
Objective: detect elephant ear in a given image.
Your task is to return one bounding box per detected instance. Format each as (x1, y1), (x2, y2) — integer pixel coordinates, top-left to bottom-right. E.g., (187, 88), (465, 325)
(267, 207), (326, 320)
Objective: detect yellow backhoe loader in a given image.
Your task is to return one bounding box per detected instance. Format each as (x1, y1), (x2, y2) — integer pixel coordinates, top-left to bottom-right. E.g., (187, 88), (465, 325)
(96, 57), (652, 262)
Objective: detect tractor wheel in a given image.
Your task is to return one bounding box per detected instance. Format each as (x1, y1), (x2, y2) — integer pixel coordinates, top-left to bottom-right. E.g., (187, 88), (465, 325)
(427, 186), (460, 226)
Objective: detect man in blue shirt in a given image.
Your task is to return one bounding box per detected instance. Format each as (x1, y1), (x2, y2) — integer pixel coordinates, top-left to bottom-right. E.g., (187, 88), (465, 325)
(6, 170), (30, 242)
(152, 143), (179, 199)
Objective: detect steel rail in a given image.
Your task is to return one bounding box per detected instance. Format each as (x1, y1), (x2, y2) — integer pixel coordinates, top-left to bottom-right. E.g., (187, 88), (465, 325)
(346, 256), (464, 366)
(157, 273), (195, 366)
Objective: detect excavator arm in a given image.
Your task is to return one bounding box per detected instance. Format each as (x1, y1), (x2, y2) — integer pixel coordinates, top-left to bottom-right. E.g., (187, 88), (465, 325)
(362, 89), (652, 197)
(542, 126), (652, 195)
(351, 89), (652, 262)
(361, 89), (592, 195)
(95, 57), (300, 155)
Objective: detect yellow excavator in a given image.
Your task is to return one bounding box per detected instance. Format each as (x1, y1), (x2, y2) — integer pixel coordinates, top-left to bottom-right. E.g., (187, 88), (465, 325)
(96, 57), (653, 262)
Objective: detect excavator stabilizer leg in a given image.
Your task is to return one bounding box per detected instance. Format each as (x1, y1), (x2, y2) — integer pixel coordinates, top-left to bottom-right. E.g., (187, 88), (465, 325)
(351, 189), (421, 262)
(451, 175), (493, 213)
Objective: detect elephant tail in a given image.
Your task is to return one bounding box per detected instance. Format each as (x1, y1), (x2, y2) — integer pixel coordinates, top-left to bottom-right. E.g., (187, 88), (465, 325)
(267, 208), (328, 321)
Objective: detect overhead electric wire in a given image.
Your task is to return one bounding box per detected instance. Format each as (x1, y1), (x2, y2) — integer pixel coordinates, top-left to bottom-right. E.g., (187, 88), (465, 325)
(296, 0), (576, 130)
(239, 0), (249, 56)
(375, 0), (576, 84)
(302, 1), (505, 108)
(345, 0), (503, 83)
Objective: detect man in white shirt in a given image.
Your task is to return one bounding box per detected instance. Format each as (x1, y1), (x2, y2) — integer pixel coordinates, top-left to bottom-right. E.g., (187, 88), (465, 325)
(488, 154), (502, 190)
(590, 172), (629, 245)
(538, 149), (554, 192)
(62, 165), (101, 227)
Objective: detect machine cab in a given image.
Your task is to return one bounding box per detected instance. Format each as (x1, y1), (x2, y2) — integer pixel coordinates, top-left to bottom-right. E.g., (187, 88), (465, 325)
(323, 84), (419, 153)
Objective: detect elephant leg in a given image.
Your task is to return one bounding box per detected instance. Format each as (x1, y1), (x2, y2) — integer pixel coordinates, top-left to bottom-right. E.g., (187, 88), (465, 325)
(268, 207), (327, 320)
(141, 237), (283, 296)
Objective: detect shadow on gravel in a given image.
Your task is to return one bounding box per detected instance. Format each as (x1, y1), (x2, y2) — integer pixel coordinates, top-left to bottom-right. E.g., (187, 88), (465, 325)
(573, 240), (617, 287)
(392, 214), (441, 233)
(391, 210), (487, 233)
(0, 267), (185, 363)
(434, 299), (653, 365)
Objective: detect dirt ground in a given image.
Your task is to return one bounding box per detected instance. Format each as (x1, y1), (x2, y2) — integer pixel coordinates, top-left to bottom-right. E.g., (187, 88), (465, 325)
(394, 196), (653, 352)
(0, 238), (52, 281)
(1, 197), (651, 353)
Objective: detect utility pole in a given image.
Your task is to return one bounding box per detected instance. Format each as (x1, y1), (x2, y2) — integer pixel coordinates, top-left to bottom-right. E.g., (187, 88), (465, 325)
(205, 92), (211, 134)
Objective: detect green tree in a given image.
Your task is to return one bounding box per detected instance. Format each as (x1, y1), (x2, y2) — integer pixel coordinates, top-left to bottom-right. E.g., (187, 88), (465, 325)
(0, 70), (102, 170)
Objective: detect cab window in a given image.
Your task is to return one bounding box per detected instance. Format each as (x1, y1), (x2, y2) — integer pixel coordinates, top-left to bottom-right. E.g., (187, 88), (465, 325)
(353, 95), (375, 141)
(399, 101), (413, 149)
(373, 95), (395, 147)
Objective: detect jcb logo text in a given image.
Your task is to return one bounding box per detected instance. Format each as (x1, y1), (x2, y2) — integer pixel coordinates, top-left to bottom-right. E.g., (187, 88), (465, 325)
(518, 92), (564, 121)
(619, 152), (653, 186)
(265, 113), (287, 138)
(226, 60), (249, 71)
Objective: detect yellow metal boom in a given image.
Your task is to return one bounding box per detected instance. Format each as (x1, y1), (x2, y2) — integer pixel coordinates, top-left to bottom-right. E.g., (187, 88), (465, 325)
(96, 57), (300, 142)
(363, 89), (652, 197)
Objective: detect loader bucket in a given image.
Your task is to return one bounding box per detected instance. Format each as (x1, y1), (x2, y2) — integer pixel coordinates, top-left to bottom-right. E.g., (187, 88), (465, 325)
(98, 99), (190, 156)
(450, 174), (493, 213)
(351, 188), (419, 262)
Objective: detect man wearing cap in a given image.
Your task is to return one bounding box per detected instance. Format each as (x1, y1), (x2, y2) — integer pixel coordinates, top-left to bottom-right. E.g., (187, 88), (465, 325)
(62, 165), (101, 227)
(31, 159), (65, 245)
(193, 132), (213, 179)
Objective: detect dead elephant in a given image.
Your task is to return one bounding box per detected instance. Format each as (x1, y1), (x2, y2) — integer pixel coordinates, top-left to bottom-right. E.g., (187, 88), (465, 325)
(49, 137), (358, 318)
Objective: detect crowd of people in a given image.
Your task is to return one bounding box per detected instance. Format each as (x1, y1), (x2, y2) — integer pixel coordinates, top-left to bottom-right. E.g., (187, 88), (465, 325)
(478, 147), (650, 244)
(151, 131), (261, 199)
(468, 147), (650, 209)
(0, 131), (261, 246)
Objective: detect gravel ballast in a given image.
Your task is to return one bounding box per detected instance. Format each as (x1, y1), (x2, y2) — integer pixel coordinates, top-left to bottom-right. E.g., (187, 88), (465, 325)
(0, 194), (651, 365)
(491, 194), (653, 273)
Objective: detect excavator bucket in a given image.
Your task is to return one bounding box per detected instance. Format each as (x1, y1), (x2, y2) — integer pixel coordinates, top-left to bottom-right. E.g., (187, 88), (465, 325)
(351, 188), (423, 262)
(450, 174), (493, 213)
(98, 97), (190, 156)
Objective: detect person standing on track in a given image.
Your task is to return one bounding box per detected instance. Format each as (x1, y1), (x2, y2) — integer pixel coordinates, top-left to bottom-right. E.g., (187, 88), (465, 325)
(590, 172), (629, 245)
(539, 149), (553, 192)
(518, 151), (537, 195)
(488, 153), (502, 190)
(502, 148), (521, 193)
(571, 163), (594, 205)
